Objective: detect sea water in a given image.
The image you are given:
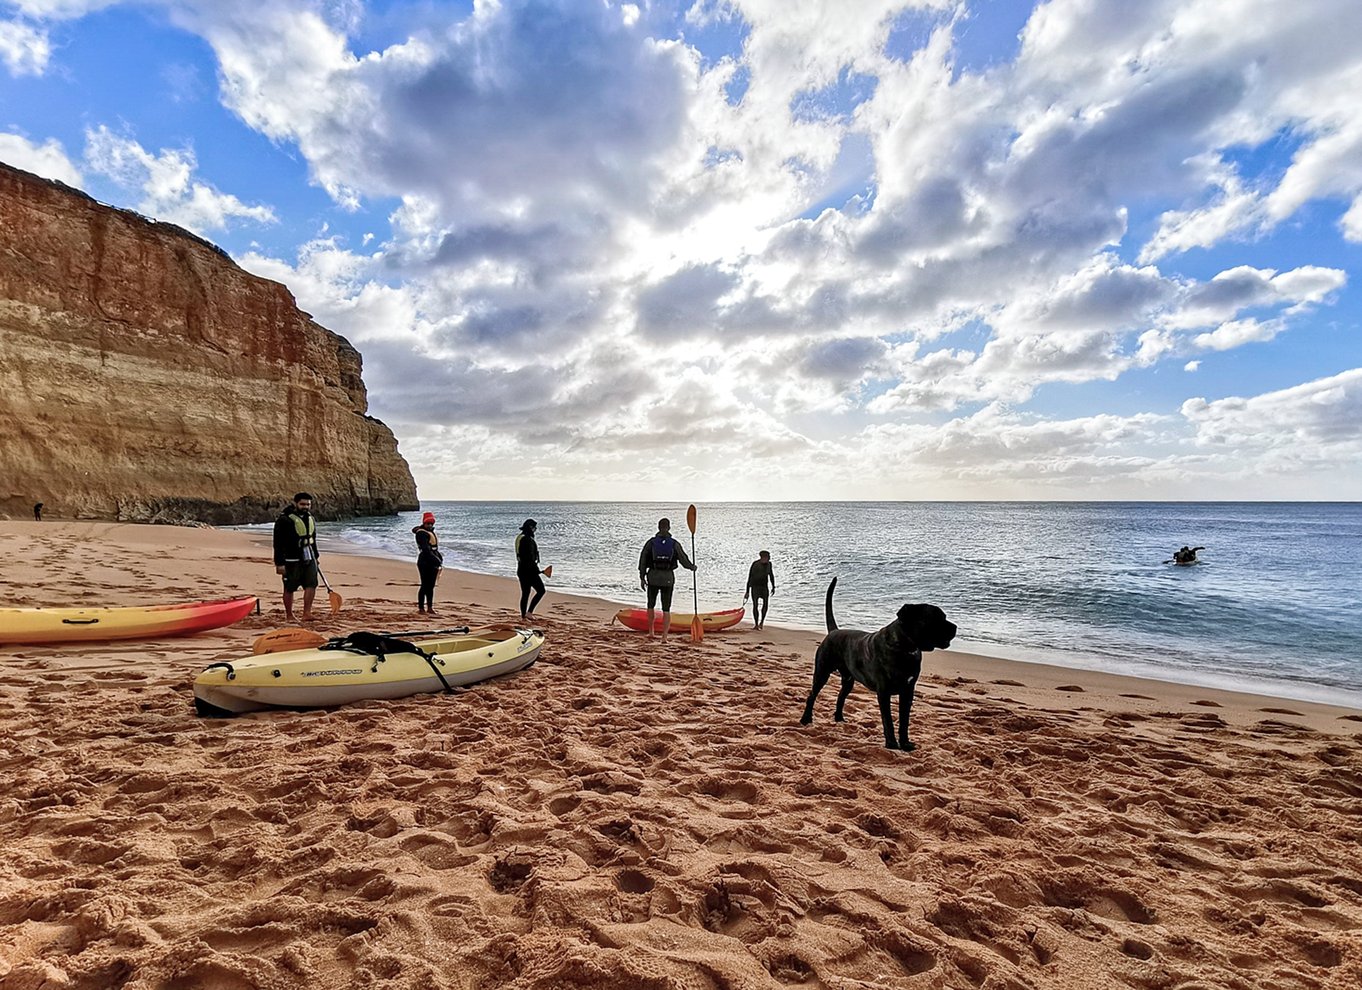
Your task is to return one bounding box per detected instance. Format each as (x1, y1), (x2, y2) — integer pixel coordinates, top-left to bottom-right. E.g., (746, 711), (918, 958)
(306, 501), (1362, 706)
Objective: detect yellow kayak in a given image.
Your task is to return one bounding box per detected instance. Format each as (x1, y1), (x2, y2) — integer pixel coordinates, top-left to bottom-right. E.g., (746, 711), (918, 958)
(193, 625), (544, 716)
(0, 596), (257, 645)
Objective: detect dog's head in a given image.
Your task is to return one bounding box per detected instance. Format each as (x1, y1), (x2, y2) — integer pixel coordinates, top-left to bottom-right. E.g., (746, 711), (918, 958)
(894, 603), (957, 652)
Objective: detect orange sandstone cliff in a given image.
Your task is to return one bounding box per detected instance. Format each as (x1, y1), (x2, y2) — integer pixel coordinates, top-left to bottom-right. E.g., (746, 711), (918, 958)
(0, 162), (418, 524)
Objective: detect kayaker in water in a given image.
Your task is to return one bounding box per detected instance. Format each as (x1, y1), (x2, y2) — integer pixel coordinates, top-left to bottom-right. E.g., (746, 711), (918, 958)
(638, 517), (697, 643)
(273, 492), (319, 622)
(412, 511), (443, 614)
(744, 550), (775, 631)
(515, 519), (548, 621)
(1172, 545), (1205, 564)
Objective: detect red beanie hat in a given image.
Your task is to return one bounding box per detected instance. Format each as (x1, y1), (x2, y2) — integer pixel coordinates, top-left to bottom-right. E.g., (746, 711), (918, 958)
(422, 511), (435, 525)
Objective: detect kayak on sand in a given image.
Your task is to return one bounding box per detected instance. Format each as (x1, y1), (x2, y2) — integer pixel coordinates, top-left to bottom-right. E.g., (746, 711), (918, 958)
(0, 596), (257, 645)
(193, 625), (544, 716)
(612, 607), (745, 633)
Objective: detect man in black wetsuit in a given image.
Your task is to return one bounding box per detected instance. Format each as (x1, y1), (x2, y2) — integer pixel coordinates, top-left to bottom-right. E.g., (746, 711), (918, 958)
(33, 502), (43, 522)
(744, 550), (775, 630)
(273, 493), (319, 621)
(638, 517), (696, 643)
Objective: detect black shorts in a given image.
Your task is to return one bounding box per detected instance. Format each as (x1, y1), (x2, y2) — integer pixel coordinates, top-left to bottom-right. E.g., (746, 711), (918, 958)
(282, 561), (318, 593)
(646, 583), (674, 612)
(750, 588), (769, 602)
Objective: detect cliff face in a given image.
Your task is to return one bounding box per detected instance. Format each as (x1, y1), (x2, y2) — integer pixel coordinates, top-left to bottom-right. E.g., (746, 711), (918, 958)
(0, 162), (419, 524)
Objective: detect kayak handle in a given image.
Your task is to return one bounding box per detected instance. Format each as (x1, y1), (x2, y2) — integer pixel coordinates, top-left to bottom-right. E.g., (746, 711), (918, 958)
(202, 662), (236, 681)
(61, 618), (100, 625)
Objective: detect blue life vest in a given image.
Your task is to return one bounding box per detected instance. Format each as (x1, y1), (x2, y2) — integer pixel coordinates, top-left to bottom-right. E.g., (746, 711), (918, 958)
(650, 535), (677, 569)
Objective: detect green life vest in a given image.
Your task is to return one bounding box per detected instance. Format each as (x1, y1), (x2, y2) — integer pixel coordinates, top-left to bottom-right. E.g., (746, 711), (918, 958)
(291, 511), (316, 549)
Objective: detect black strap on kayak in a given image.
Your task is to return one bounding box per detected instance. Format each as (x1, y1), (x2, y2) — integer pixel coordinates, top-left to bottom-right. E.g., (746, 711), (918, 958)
(319, 631), (454, 694)
(202, 661), (236, 681)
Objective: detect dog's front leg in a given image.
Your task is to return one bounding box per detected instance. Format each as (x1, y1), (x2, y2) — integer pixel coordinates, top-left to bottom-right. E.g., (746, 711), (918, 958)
(876, 690), (898, 749)
(898, 685), (916, 752)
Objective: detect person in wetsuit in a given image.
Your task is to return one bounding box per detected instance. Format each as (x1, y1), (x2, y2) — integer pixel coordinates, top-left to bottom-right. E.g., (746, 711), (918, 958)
(273, 492), (319, 622)
(1173, 545), (1205, 564)
(412, 511), (443, 613)
(744, 549), (775, 630)
(33, 502), (43, 522)
(515, 519), (547, 621)
(638, 517), (697, 643)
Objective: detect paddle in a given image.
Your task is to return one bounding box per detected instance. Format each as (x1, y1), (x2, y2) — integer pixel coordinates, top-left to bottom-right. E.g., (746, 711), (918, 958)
(542, 565), (553, 578)
(316, 562), (343, 616)
(252, 627), (327, 654)
(686, 504), (702, 643)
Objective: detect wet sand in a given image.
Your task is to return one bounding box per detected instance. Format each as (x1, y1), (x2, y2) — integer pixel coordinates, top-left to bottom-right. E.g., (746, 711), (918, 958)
(1, 520), (1360, 989)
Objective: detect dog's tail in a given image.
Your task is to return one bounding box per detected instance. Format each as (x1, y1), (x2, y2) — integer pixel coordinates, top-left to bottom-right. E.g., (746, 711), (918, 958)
(825, 577), (838, 632)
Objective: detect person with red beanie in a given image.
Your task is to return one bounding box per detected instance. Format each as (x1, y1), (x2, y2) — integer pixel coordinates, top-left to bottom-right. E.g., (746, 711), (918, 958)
(412, 511), (443, 613)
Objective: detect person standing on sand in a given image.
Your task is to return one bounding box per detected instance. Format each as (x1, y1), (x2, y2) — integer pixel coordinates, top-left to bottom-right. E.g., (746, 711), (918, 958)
(744, 550), (775, 630)
(273, 493), (319, 622)
(33, 502), (42, 522)
(515, 519), (547, 621)
(638, 517), (696, 643)
(413, 511), (443, 614)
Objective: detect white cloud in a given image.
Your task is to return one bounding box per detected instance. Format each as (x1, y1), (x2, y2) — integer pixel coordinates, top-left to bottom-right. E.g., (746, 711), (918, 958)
(1182, 368), (1362, 461)
(0, 131), (81, 184)
(0, 18), (49, 75)
(1184, 360), (1200, 372)
(83, 125), (276, 234)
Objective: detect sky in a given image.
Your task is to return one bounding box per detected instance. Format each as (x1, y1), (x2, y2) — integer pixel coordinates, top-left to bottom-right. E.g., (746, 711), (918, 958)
(1, 0), (1360, 501)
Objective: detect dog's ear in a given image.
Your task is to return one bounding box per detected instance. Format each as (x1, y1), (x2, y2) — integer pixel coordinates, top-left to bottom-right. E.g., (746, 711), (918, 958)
(896, 603), (956, 652)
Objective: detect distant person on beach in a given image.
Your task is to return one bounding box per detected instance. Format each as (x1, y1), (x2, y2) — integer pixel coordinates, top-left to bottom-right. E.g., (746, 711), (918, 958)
(744, 550), (775, 630)
(32, 502), (42, 522)
(1172, 545), (1205, 564)
(412, 511), (443, 614)
(638, 517), (696, 643)
(515, 519), (547, 621)
(273, 492), (319, 622)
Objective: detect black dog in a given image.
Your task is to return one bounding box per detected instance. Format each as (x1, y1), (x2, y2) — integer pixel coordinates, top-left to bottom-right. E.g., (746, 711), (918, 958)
(799, 578), (956, 750)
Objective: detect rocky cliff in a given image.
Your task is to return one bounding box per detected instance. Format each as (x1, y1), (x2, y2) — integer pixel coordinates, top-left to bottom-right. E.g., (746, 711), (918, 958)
(0, 162), (418, 524)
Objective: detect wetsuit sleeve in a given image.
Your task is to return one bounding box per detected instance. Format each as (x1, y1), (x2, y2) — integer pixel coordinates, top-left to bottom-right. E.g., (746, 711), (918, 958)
(639, 541), (652, 576)
(272, 516), (290, 566)
(766, 561), (775, 590)
(676, 542), (695, 570)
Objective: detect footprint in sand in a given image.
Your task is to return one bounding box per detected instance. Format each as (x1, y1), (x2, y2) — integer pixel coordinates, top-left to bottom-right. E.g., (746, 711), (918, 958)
(1191, 699), (1222, 707)
(1055, 684), (1085, 693)
(1259, 707), (1304, 716)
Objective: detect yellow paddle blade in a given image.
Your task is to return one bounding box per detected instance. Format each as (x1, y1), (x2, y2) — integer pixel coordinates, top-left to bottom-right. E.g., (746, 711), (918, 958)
(328, 588), (343, 616)
(542, 565), (553, 578)
(252, 628), (328, 655)
(690, 614), (704, 643)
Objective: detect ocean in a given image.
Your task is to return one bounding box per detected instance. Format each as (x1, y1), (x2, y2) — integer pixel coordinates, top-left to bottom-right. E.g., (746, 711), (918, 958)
(298, 501), (1362, 707)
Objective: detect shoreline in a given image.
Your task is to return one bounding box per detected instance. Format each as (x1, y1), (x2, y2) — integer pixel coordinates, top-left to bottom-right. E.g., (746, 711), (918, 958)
(250, 520), (1362, 713)
(4, 519), (1360, 729)
(3, 519), (1362, 988)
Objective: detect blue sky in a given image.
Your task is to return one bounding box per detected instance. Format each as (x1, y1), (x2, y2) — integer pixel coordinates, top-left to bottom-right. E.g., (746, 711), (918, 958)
(2, 0), (1359, 500)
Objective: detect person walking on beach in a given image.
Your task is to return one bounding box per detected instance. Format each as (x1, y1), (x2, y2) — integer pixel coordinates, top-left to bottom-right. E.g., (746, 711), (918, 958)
(413, 511), (443, 613)
(32, 502), (42, 522)
(744, 550), (775, 630)
(638, 517), (696, 643)
(273, 492), (319, 622)
(515, 519), (548, 621)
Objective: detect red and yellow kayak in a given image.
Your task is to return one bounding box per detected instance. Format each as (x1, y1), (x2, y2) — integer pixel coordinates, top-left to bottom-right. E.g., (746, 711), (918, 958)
(0, 596), (257, 645)
(612, 607), (745, 633)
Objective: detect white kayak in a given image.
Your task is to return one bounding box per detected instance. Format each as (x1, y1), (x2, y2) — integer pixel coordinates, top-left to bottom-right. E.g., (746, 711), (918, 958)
(193, 626), (543, 716)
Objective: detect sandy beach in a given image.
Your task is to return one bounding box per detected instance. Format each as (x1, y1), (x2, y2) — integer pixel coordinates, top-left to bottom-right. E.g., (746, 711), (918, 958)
(1, 520), (1360, 989)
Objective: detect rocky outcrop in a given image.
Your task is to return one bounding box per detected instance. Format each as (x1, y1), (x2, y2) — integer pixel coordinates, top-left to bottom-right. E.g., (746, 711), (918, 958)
(0, 161), (418, 523)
